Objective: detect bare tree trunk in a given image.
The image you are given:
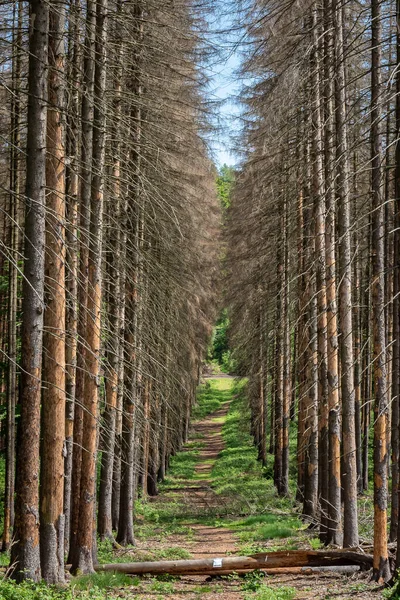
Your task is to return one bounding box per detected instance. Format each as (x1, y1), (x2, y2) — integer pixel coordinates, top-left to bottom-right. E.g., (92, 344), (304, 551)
(98, 8), (123, 539)
(311, 4), (328, 541)
(395, 0), (400, 567)
(72, 0), (107, 573)
(333, 0), (358, 548)
(10, 0), (49, 581)
(2, 0), (22, 553)
(40, 0), (66, 583)
(68, 0), (96, 565)
(371, 0), (390, 582)
(324, 0), (341, 546)
(302, 191), (318, 523)
(64, 0), (81, 556)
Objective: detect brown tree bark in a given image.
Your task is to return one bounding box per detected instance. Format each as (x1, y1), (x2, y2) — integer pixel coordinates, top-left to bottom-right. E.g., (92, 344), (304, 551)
(71, 0), (107, 574)
(2, 0), (22, 553)
(311, 4), (329, 541)
(371, 0), (390, 583)
(10, 0), (49, 581)
(333, 0), (358, 548)
(64, 0), (81, 556)
(40, 0), (66, 583)
(67, 0), (96, 564)
(323, 0), (342, 546)
(98, 6), (124, 539)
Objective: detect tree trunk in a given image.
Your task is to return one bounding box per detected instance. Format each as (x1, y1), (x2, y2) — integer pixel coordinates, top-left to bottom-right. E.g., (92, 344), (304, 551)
(40, 0), (66, 583)
(323, 0), (342, 546)
(311, 4), (329, 541)
(67, 0), (96, 565)
(2, 0), (22, 553)
(333, 0), (358, 548)
(10, 0), (49, 581)
(98, 9), (123, 539)
(370, 0), (390, 582)
(71, 0), (107, 574)
(64, 0), (81, 557)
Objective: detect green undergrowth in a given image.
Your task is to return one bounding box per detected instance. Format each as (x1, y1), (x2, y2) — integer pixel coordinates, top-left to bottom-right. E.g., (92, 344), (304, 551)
(191, 378), (232, 420)
(0, 579), (113, 600)
(97, 536), (191, 565)
(240, 572), (296, 600)
(210, 381), (297, 518)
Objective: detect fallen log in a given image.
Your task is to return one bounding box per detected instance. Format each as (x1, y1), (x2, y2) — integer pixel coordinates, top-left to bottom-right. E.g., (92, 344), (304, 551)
(201, 565), (361, 577)
(95, 549), (372, 577)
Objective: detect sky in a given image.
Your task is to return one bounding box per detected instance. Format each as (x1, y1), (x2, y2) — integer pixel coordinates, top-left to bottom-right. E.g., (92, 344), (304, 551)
(203, 4), (243, 169)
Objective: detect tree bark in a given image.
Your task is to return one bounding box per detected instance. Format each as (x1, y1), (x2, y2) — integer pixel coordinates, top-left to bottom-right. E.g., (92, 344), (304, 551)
(10, 0), (49, 581)
(40, 0), (66, 583)
(2, 0), (22, 553)
(333, 0), (358, 548)
(323, 0), (342, 546)
(71, 0), (107, 574)
(371, 0), (390, 582)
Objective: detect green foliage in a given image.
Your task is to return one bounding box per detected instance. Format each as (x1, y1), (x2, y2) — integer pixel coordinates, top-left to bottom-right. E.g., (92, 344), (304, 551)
(216, 164), (235, 210)
(221, 350), (237, 374)
(231, 514), (301, 545)
(210, 381), (293, 516)
(241, 570), (267, 592)
(149, 579), (176, 593)
(309, 537), (322, 550)
(207, 310), (231, 368)
(0, 580), (105, 600)
(73, 571), (135, 591)
(242, 584), (296, 600)
(384, 573), (400, 599)
(165, 449), (199, 481)
(192, 378), (231, 420)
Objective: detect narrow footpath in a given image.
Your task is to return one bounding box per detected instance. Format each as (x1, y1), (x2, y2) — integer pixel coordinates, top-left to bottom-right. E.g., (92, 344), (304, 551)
(105, 377), (383, 600)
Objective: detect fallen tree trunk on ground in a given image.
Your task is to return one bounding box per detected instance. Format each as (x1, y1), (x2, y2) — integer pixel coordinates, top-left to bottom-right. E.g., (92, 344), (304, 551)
(95, 549), (372, 577)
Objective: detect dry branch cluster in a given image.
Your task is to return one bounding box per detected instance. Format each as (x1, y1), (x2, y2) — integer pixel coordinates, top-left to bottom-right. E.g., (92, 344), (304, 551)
(0, 0), (220, 584)
(226, 0), (400, 583)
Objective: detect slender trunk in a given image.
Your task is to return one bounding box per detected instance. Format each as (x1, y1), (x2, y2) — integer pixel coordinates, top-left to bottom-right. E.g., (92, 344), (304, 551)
(64, 0), (81, 556)
(2, 0), (22, 553)
(311, 4), (328, 540)
(67, 0), (96, 565)
(71, 0), (107, 573)
(98, 12), (123, 539)
(395, 0), (400, 566)
(40, 0), (66, 582)
(333, 0), (358, 548)
(371, 0), (390, 582)
(10, 0), (49, 581)
(324, 0), (341, 546)
(302, 194), (318, 523)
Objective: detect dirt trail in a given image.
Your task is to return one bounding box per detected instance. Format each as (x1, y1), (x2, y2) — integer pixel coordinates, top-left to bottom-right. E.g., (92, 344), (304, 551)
(185, 397), (238, 559)
(123, 378), (383, 600)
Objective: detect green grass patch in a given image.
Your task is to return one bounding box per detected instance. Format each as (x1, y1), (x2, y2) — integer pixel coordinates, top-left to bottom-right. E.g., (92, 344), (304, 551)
(192, 378), (232, 420)
(243, 586), (296, 600)
(73, 571), (136, 591)
(0, 580), (106, 600)
(210, 381), (297, 517)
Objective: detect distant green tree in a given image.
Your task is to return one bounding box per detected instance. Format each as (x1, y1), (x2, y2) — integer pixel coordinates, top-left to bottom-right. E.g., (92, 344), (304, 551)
(216, 164), (235, 210)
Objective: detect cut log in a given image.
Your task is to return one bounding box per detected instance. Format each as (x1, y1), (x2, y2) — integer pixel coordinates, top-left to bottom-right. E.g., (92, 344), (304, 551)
(201, 565), (361, 577)
(95, 549), (372, 577)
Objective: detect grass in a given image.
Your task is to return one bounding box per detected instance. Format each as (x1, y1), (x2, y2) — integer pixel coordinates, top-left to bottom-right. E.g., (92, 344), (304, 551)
(0, 580), (109, 600)
(210, 381), (298, 520)
(73, 571), (136, 591)
(241, 573), (296, 600)
(191, 378), (232, 420)
(243, 586), (296, 600)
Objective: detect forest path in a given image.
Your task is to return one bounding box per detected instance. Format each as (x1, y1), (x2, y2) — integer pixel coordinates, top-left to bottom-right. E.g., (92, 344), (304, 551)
(107, 377), (383, 600)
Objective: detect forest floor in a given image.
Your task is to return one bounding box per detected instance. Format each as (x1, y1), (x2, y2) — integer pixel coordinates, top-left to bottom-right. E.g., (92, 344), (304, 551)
(0, 378), (386, 600)
(91, 377), (384, 600)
